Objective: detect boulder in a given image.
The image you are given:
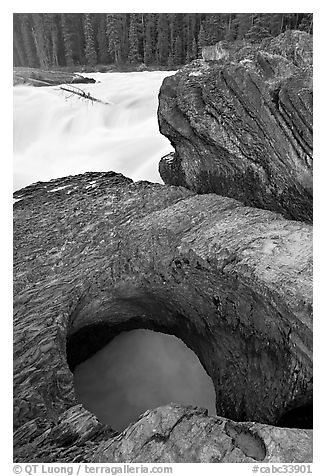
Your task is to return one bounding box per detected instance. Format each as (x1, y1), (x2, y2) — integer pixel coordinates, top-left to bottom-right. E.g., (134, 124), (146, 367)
(13, 171), (312, 462)
(158, 31), (313, 222)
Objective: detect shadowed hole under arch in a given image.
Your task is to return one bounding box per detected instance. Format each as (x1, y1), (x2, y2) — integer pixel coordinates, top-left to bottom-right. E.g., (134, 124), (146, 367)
(71, 328), (217, 432)
(65, 296), (312, 431)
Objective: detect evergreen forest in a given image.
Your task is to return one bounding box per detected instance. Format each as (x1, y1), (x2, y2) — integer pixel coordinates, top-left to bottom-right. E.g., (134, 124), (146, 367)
(13, 13), (313, 69)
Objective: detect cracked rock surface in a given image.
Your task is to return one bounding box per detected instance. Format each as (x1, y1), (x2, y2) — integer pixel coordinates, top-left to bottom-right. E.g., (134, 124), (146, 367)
(158, 31), (312, 222)
(13, 171), (312, 462)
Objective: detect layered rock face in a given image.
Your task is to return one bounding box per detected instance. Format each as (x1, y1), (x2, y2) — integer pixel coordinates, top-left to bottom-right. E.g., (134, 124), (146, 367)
(158, 31), (313, 222)
(14, 171), (312, 462)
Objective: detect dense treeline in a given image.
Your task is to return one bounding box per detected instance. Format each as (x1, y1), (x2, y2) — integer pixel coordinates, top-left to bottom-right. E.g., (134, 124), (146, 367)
(13, 13), (313, 68)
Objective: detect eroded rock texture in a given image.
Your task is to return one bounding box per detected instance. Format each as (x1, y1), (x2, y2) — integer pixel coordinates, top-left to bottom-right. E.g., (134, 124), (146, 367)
(93, 404), (312, 463)
(13, 172), (312, 462)
(158, 31), (313, 222)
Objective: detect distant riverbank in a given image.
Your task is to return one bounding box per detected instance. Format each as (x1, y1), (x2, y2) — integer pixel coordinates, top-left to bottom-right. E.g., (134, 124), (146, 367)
(13, 63), (182, 87)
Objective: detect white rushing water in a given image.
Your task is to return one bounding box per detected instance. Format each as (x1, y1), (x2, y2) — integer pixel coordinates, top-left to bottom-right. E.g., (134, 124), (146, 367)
(13, 71), (176, 191)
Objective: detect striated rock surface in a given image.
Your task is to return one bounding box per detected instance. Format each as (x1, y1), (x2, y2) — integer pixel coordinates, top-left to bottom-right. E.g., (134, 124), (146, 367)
(158, 31), (313, 222)
(13, 171), (312, 462)
(14, 404), (118, 462)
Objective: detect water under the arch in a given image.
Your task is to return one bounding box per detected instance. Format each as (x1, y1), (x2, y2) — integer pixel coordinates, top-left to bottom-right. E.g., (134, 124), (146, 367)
(13, 71), (175, 191)
(73, 329), (216, 432)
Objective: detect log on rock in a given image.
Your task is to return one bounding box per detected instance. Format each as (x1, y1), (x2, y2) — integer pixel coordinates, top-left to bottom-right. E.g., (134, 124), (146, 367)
(158, 31), (313, 222)
(13, 172), (312, 462)
(13, 67), (96, 87)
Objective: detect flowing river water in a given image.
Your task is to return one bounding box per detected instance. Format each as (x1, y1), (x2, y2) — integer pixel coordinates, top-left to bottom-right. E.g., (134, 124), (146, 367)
(13, 71), (175, 191)
(14, 71), (217, 431)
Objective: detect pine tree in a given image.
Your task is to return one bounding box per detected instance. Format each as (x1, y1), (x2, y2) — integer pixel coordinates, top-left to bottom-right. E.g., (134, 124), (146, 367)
(270, 13), (284, 36)
(13, 14), (27, 66)
(128, 14), (141, 63)
(96, 14), (109, 64)
(138, 14), (146, 62)
(185, 14), (199, 60)
(61, 14), (74, 66)
(168, 13), (176, 56)
(198, 22), (209, 50)
(204, 14), (223, 44)
(225, 14), (237, 41)
(173, 36), (183, 65)
(191, 37), (198, 59)
(184, 14), (192, 63)
(20, 14), (39, 67)
(120, 14), (129, 63)
(31, 14), (51, 68)
(157, 14), (169, 65)
(236, 13), (253, 40)
(47, 14), (60, 67)
(167, 51), (174, 68)
(245, 15), (271, 43)
(73, 14), (86, 65)
(43, 14), (57, 67)
(106, 14), (122, 64)
(144, 14), (156, 65)
(283, 14), (298, 31)
(13, 38), (24, 66)
(83, 14), (97, 66)
(298, 14), (313, 34)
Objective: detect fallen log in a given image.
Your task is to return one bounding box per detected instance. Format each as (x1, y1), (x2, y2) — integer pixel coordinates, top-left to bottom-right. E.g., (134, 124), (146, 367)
(14, 75), (52, 86)
(59, 85), (112, 105)
(13, 67), (96, 87)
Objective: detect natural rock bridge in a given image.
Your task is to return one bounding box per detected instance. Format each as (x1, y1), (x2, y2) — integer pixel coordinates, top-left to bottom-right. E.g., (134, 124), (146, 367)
(13, 171), (312, 462)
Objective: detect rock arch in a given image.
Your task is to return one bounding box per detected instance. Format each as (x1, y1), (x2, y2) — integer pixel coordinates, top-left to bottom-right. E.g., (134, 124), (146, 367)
(13, 172), (312, 460)
(65, 259), (311, 427)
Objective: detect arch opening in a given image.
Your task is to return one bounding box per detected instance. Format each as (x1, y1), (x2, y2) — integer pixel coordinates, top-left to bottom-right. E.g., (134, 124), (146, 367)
(70, 328), (217, 432)
(65, 290), (312, 428)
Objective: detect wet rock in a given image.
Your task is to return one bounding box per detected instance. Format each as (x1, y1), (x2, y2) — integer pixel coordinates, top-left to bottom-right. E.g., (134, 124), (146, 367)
(13, 171), (312, 462)
(158, 31), (312, 222)
(93, 404), (312, 463)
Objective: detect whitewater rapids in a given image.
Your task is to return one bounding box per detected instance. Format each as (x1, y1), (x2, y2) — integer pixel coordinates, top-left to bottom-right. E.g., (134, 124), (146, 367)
(13, 71), (176, 191)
